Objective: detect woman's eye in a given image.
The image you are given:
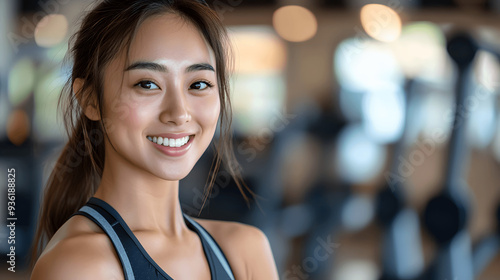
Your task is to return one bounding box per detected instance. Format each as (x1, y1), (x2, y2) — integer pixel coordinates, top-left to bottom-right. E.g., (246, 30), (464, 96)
(135, 81), (160, 90)
(190, 81), (213, 90)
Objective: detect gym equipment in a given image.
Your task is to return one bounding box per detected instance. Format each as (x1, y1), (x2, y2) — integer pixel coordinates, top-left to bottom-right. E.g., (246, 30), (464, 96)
(375, 79), (425, 280)
(423, 32), (478, 280)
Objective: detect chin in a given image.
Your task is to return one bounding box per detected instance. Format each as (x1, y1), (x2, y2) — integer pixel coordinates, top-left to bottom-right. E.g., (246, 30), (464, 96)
(155, 168), (192, 181)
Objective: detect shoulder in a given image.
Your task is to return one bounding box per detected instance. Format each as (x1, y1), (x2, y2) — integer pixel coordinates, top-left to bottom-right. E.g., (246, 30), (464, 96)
(192, 217), (279, 280)
(30, 215), (123, 280)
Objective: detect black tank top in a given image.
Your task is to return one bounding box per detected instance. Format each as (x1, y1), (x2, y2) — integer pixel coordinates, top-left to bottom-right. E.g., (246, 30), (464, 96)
(71, 197), (235, 280)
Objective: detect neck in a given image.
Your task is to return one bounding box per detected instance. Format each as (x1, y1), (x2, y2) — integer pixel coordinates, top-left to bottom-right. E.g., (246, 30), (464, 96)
(93, 150), (188, 238)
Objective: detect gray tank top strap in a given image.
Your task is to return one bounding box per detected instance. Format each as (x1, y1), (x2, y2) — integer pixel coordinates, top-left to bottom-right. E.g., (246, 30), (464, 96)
(183, 214), (235, 280)
(75, 205), (136, 280)
(73, 197), (236, 280)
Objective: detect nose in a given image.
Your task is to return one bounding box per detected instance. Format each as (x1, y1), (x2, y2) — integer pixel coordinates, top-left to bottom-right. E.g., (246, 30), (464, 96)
(159, 85), (191, 126)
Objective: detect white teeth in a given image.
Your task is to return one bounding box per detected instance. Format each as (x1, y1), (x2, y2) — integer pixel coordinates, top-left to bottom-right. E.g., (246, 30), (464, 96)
(148, 135), (190, 147)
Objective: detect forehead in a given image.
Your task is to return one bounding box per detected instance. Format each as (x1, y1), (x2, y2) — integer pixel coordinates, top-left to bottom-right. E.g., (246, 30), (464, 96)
(127, 13), (216, 65)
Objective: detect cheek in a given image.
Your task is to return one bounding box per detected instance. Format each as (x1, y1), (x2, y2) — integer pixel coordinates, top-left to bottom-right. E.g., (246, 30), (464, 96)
(123, 108), (144, 131)
(193, 95), (220, 130)
(103, 92), (149, 135)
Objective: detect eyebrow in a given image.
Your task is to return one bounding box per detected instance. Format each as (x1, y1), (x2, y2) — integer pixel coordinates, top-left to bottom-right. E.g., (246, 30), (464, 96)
(124, 61), (215, 73)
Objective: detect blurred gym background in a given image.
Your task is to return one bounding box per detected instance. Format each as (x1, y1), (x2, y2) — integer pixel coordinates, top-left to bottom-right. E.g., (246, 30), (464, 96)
(1, 0), (500, 279)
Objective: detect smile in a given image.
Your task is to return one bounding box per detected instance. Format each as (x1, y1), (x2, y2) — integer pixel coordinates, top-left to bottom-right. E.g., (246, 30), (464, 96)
(147, 135), (191, 147)
(146, 134), (195, 157)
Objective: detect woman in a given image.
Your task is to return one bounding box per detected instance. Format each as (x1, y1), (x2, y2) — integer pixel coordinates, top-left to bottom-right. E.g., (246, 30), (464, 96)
(29, 0), (279, 279)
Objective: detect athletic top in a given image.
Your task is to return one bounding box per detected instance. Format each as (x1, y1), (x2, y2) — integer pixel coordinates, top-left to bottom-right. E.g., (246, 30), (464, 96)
(71, 197), (235, 280)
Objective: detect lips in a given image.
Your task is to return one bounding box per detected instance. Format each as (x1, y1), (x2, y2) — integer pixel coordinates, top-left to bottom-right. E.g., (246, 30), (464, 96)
(146, 134), (195, 157)
(147, 135), (190, 147)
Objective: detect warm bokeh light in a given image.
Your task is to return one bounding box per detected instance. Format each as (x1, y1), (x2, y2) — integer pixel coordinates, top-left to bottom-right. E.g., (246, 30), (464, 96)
(227, 26), (286, 135)
(7, 109), (30, 146)
(272, 5), (317, 42)
(391, 22), (448, 80)
(360, 4), (402, 42)
(229, 26), (286, 74)
(8, 57), (36, 106)
(34, 14), (68, 48)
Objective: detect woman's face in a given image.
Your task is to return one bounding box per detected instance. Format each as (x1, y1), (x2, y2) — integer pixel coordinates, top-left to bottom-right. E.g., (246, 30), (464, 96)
(100, 13), (220, 181)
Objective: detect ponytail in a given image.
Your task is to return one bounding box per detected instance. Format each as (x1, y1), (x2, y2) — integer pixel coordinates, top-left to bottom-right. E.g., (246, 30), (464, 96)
(29, 88), (105, 268)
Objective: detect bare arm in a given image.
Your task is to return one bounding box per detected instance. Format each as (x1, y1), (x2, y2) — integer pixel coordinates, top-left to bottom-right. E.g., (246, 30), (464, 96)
(192, 218), (280, 280)
(243, 226), (280, 280)
(30, 237), (121, 280)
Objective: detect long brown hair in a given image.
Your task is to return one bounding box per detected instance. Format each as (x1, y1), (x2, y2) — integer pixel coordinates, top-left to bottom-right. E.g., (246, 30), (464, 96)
(30, 0), (253, 269)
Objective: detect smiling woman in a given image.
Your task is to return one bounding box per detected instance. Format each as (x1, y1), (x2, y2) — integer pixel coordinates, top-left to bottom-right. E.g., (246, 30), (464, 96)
(28, 1), (279, 280)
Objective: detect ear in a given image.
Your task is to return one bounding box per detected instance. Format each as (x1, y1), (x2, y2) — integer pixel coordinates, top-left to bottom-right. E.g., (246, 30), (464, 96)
(73, 78), (100, 121)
